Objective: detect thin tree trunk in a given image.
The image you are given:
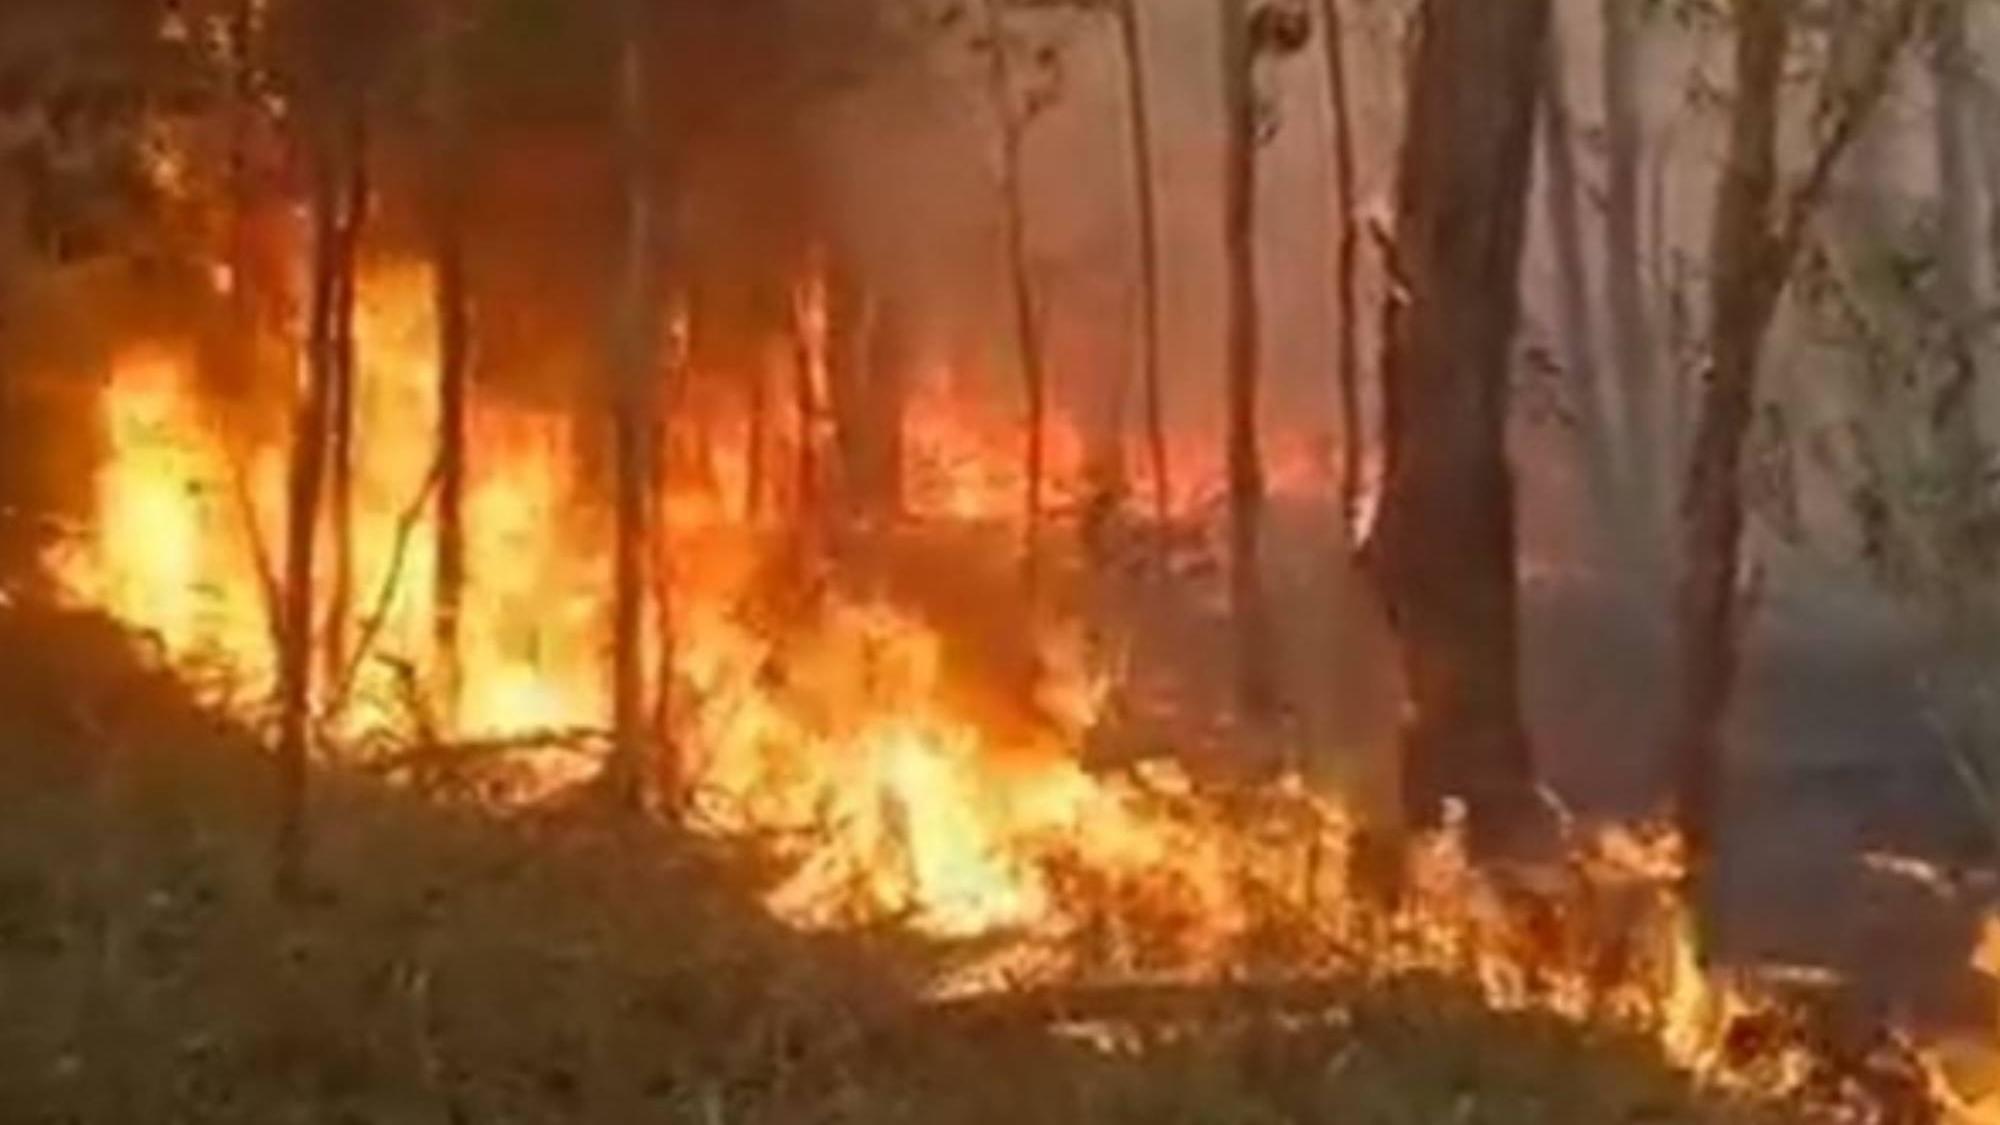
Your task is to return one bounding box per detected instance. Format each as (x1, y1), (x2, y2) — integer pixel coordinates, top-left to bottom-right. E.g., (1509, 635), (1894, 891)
(430, 5), (471, 727)
(747, 343), (769, 521)
(1117, 0), (1171, 533)
(322, 113), (366, 707)
(1319, 0), (1363, 545)
(1602, 0), (1660, 551)
(868, 294), (909, 518)
(1672, 0), (1920, 924)
(1375, 0), (1551, 854)
(792, 273), (821, 530)
(276, 139), (342, 899)
(1674, 0), (1785, 919)
(1221, 0), (1272, 720)
(226, 0), (257, 399)
(1539, 15), (1624, 558)
(608, 0), (658, 812)
(979, 0), (1046, 588)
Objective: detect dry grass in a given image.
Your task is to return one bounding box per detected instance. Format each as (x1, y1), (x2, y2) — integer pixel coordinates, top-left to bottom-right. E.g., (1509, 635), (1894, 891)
(0, 604), (1805, 1124)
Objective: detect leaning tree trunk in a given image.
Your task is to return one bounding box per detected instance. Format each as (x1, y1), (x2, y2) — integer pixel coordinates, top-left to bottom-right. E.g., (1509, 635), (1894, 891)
(430, 3), (471, 726)
(1116, 0), (1171, 532)
(276, 137), (343, 899)
(1374, 0), (1551, 855)
(1539, 14), (1625, 560)
(1220, 0), (1274, 720)
(1602, 0), (1661, 556)
(608, 0), (660, 812)
(1318, 0), (1364, 546)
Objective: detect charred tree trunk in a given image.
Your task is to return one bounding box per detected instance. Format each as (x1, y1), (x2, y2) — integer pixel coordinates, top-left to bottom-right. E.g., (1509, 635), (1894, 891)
(979, 0), (1047, 589)
(430, 5), (471, 725)
(225, 0), (259, 399)
(1375, 0), (1551, 854)
(1117, 0), (1170, 533)
(791, 272), (823, 542)
(1221, 0), (1273, 720)
(276, 139), (343, 899)
(322, 113), (366, 707)
(824, 264), (873, 522)
(1539, 16), (1624, 558)
(608, 0), (660, 812)
(867, 294), (910, 518)
(1602, 0), (1660, 556)
(1319, 0), (1364, 546)
(747, 343), (769, 521)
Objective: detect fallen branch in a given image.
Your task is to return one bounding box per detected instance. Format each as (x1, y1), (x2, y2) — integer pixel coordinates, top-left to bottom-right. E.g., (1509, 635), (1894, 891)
(364, 725), (611, 777)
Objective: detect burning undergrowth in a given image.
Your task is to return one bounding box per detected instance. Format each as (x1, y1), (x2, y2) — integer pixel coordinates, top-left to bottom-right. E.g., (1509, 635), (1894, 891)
(26, 264), (1955, 1121)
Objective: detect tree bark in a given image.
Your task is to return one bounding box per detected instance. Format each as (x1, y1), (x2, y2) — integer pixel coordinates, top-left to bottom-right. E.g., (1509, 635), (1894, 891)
(1673, 0), (1786, 918)
(322, 112), (367, 709)
(867, 293), (909, 518)
(608, 0), (659, 812)
(1672, 0), (1921, 925)
(1374, 0), (1551, 854)
(1930, 0), (1985, 580)
(1116, 0), (1171, 533)
(1539, 14), (1624, 558)
(979, 0), (1047, 588)
(276, 137), (343, 899)
(1318, 0), (1363, 545)
(1602, 0), (1661, 552)
(747, 335), (769, 521)
(1221, 0), (1273, 721)
(430, 2), (471, 727)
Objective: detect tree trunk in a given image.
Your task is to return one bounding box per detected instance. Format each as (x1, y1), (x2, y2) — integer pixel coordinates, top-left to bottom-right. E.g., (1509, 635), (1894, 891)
(276, 138), (343, 899)
(1602, 0), (1660, 553)
(1220, 0), (1273, 721)
(225, 0), (258, 401)
(792, 272), (822, 534)
(1931, 0), (1986, 580)
(747, 340), (769, 521)
(1539, 14), (1624, 558)
(608, 0), (659, 812)
(1318, 0), (1363, 546)
(1117, 0), (1171, 533)
(1375, 0), (1551, 854)
(1672, 0), (1920, 930)
(322, 112), (366, 708)
(867, 293), (909, 518)
(979, 0), (1046, 589)
(430, 4), (471, 726)
(1673, 0), (1785, 920)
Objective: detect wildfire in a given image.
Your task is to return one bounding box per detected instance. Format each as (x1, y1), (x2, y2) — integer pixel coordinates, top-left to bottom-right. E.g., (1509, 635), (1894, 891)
(47, 262), (1910, 1116)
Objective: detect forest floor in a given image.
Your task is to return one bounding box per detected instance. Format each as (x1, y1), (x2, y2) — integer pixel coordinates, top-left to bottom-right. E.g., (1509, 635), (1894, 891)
(0, 600), (1868, 1124)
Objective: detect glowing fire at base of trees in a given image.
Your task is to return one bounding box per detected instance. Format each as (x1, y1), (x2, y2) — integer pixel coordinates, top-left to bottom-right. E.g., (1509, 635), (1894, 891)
(37, 263), (1922, 1114)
